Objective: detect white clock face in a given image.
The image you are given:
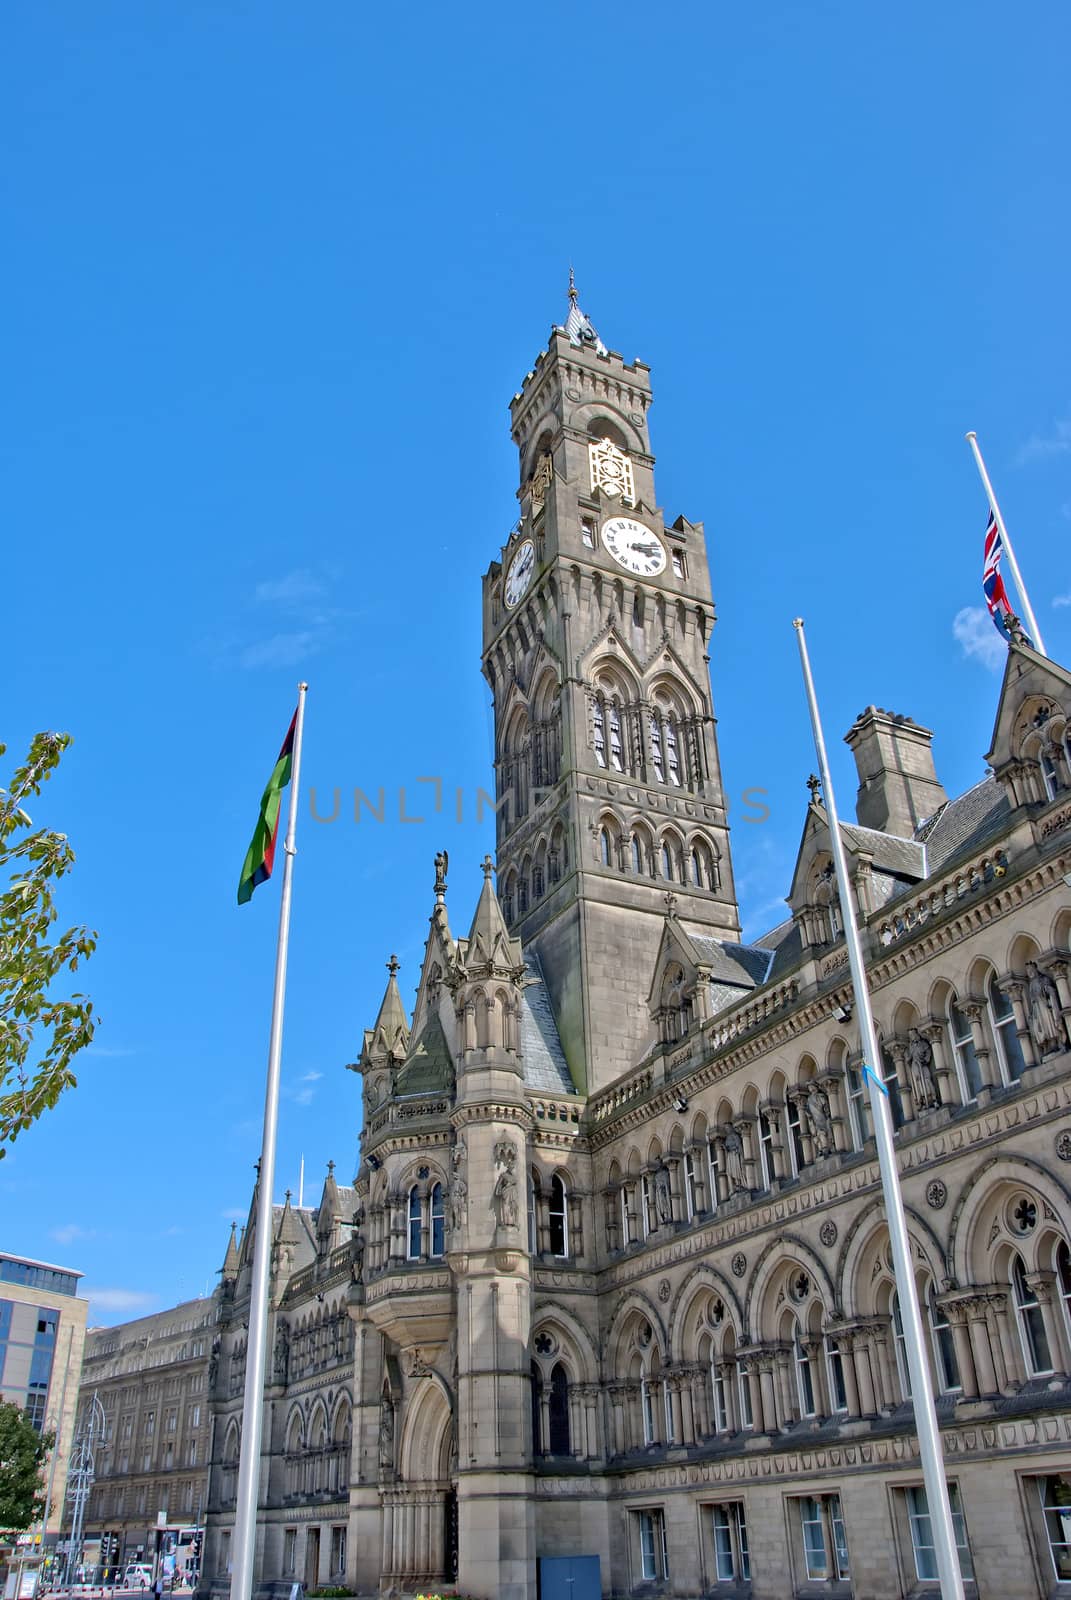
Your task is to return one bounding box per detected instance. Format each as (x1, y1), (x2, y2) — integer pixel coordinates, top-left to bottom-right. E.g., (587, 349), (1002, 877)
(504, 538), (536, 608)
(601, 517), (667, 577)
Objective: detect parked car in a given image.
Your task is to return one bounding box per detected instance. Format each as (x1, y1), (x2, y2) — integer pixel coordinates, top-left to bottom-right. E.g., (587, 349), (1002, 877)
(123, 1567), (153, 1588)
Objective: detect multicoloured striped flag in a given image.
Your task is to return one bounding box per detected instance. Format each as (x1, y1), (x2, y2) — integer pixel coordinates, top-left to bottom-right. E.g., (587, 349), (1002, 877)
(982, 510), (1028, 642)
(237, 711), (297, 904)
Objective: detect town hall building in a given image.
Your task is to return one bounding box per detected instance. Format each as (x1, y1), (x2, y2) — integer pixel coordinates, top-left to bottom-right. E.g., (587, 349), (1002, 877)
(197, 289), (1071, 1600)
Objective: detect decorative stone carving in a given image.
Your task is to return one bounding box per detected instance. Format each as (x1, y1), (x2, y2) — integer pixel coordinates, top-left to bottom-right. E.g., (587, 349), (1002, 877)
(724, 1126), (748, 1194)
(449, 1136), (468, 1235)
(907, 1027), (940, 1110)
(272, 1319), (289, 1383)
(804, 1083), (834, 1156)
(731, 1252), (747, 1279)
(819, 1219), (838, 1247)
(1055, 1131), (1071, 1162)
(654, 1166), (673, 1225)
(588, 436), (634, 503)
(379, 1398), (395, 1471)
(492, 1140), (519, 1229)
(1026, 961), (1067, 1056)
(926, 1179), (948, 1209)
(657, 1278), (671, 1303)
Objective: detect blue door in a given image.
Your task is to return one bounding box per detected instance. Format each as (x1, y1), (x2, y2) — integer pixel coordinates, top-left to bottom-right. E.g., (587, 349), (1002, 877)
(538, 1554), (601, 1600)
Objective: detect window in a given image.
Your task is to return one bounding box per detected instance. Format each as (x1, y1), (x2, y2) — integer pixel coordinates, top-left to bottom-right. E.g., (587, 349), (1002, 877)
(599, 827), (612, 867)
(948, 998), (983, 1101)
(797, 1494), (850, 1582)
(641, 1175), (653, 1239)
(407, 1186), (422, 1260)
(683, 1153), (698, 1222)
(757, 1112), (774, 1190)
(219, 1532), (231, 1576)
(1057, 1241), (1071, 1345)
(631, 835), (643, 873)
(641, 1378), (657, 1446)
(581, 516), (596, 548)
(711, 1360), (729, 1432)
(1038, 1475), (1071, 1582)
(663, 1378), (676, 1443)
(786, 1096), (806, 1177)
(989, 974), (1026, 1083)
(928, 1286), (961, 1393)
(825, 1336), (848, 1412)
(430, 1183), (445, 1258)
(905, 1483), (974, 1582)
(737, 1361), (754, 1429)
(620, 1184), (632, 1245)
(892, 1292), (911, 1400)
(608, 704), (624, 772)
(593, 702), (607, 768)
(794, 1330), (817, 1417)
(548, 1363), (570, 1455)
(706, 1140), (721, 1213)
(635, 1509), (668, 1582)
(671, 549), (686, 579)
(330, 1525), (346, 1576)
(660, 842), (674, 880)
(847, 1061), (871, 1148)
(283, 1530), (297, 1574)
(710, 1502), (750, 1583)
(1013, 1253), (1053, 1375)
(549, 1175), (568, 1258)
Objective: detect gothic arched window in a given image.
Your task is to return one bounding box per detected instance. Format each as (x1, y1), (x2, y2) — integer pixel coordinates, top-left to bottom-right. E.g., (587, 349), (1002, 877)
(430, 1183), (445, 1259)
(928, 1284), (960, 1394)
(548, 1364), (571, 1455)
(948, 996), (983, 1102)
(1013, 1253), (1052, 1376)
(549, 1175), (568, 1258)
(407, 1186), (422, 1260)
(607, 703), (625, 772)
(988, 972), (1026, 1083)
(599, 828), (612, 867)
(632, 835), (643, 873)
(593, 701), (607, 768)
(794, 1325), (817, 1417)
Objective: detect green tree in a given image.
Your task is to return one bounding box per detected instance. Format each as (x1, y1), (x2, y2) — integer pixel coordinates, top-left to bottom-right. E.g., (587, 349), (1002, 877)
(0, 1401), (54, 1532)
(0, 733), (97, 1154)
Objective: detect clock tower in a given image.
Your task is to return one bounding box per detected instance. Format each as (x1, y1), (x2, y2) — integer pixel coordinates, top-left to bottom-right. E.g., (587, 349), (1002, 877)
(482, 283), (741, 1095)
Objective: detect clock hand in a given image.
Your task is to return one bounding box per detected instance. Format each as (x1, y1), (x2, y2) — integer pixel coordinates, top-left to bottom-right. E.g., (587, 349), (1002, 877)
(630, 541), (660, 558)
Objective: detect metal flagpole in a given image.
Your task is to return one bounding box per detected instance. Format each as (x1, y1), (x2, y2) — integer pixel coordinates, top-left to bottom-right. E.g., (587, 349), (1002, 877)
(965, 431), (1046, 653)
(792, 621), (965, 1600)
(230, 682), (309, 1600)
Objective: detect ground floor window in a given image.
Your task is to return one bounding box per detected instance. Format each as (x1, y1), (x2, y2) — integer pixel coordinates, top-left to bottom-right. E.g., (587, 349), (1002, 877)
(902, 1483), (974, 1582)
(707, 1501), (750, 1583)
(633, 1507), (669, 1582)
(795, 1493), (849, 1582)
(1038, 1475), (1071, 1582)
(282, 1529), (297, 1574)
(219, 1533), (231, 1576)
(330, 1524), (346, 1575)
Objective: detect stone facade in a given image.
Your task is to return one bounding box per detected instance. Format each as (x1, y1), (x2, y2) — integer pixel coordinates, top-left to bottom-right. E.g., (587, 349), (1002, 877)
(74, 1297), (216, 1573)
(200, 295), (1071, 1600)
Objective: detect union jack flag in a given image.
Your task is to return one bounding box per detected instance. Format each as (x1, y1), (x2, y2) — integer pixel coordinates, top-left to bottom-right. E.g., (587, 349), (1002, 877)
(982, 510), (1023, 641)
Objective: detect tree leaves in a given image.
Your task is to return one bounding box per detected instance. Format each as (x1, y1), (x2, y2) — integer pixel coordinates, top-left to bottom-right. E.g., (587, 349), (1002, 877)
(0, 1400), (55, 1531)
(0, 734), (98, 1155)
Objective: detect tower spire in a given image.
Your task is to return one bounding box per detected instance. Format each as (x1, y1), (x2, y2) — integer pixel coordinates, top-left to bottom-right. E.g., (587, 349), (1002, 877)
(561, 272), (607, 356)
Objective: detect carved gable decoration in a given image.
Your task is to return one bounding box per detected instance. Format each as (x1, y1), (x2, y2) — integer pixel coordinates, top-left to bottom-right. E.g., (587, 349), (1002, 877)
(528, 451), (553, 510)
(588, 437), (634, 503)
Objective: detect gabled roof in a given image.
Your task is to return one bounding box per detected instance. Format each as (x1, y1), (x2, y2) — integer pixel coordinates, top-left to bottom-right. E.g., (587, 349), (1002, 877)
(394, 1010), (454, 1098)
(363, 957), (410, 1062)
(915, 775), (1010, 875)
(560, 270), (607, 356)
(986, 640), (1071, 767)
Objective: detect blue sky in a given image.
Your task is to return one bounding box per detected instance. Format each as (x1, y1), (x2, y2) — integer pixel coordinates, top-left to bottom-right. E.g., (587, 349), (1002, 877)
(3, 1), (1069, 1324)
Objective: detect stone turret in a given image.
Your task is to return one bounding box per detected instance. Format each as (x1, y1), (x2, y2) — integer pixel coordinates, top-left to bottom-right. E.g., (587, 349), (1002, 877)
(844, 706), (947, 836)
(449, 855), (526, 1070)
(220, 1222), (240, 1284)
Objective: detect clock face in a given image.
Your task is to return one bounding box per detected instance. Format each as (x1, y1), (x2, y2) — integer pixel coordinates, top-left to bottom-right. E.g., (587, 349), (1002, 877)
(504, 538), (536, 608)
(601, 516), (667, 577)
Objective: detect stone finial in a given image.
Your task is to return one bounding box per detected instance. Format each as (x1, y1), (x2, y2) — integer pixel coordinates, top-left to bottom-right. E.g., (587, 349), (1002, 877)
(434, 849), (449, 903)
(386, 954), (399, 977)
(568, 264), (578, 304)
(327, 1159), (335, 1176)
(664, 891), (678, 918)
(807, 773), (822, 802)
(481, 854), (495, 880)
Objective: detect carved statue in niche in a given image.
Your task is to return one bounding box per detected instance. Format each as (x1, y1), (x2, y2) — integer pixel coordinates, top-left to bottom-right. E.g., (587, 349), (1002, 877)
(350, 1206), (365, 1284)
(273, 1320), (289, 1384)
(492, 1141), (519, 1229)
(724, 1126), (748, 1193)
(804, 1084), (834, 1156)
(654, 1166), (672, 1224)
(1026, 962), (1066, 1056)
(906, 1027), (940, 1109)
(378, 1398), (395, 1471)
(449, 1135), (468, 1235)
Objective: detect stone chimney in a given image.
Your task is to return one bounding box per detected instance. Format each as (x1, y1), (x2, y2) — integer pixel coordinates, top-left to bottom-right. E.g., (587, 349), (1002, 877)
(844, 706), (947, 836)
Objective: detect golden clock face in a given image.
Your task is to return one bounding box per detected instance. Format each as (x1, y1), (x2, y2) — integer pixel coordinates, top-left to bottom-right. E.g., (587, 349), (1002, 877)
(504, 539), (536, 608)
(601, 517), (667, 577)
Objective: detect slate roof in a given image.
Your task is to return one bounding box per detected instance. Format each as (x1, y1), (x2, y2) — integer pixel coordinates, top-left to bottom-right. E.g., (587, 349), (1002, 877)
(394, 1010), (453, 1097)
(688, 934), (773, 988)
(841, 822), (926, 879)
(520, 953), (575, 1094)
(919, 775), (1011, 873)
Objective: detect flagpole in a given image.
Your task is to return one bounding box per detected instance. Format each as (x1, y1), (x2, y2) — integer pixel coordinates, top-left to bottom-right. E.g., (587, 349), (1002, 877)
(965, 431), (1046, 652)
(792, 622), (965, 1600)
(230, 681), (308, 1600)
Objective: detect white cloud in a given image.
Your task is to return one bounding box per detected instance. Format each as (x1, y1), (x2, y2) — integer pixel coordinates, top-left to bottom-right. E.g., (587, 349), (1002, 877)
(240, 630), (319, 670)
(220, 1206), (246, 1221)
(85, 1287), (158, 1315)
(299, 1071), (323, 1083)
(254, 570), (328, 607)
(51, 1223), (95, 1246)
(84, 1045), (135, 1059)
(1054, 592), (1071, 609)
(1016, 416), (1071, 465)
(952, 606), (1006, 671)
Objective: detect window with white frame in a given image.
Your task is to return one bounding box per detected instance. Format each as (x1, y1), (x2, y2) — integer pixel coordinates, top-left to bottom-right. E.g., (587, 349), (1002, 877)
(707, 1139), (721, 1212)
(1037, 1474), (1071, 1582)
(634, 1508), (669, 1582)
(1057, 1241), (1071, 1345)
(786, 1095), (806, 1176)
(948, 997), (983, 1101)
(593, 702), (607, 768)
(641, 1175), (653, 1239)
(549, 1174), (568, 1257)
(709, 1501), (750, 1583)
(825, 1336), (848, 1413)
(737, 1360), (754, 1429)
(407, 1186), (422, 1259)
(928, 1285), (961, 1393)
(757, 1112), (775, 1189)
(620, 1183), (633, 1245)
(796, 1493), (850, 1582)
(1013, 1253), (1053, 1375)
(892, 1291), (911, 1400)
(330, 1525), (346, 1575)
(903, 1482), (974, 1583)
(430, 1182), (445, 1258)
(711, 1359), (729, 1433)
(988, 973), (1026, 1082)
(663, 1378), (675, 1443)
(794, 1326), (817, 1417)
(581, 516), (596, 549)
(283, 1529), (297, 1574)
(847, 1060), (871, 1147)
(527, 1174), (537, 1254)
(683, 1152), (699, 1221)
(641, 1376), (657, 1445)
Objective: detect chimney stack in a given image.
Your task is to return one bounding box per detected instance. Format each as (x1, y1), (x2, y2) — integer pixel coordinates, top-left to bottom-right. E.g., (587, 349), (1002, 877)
(844, 706), (947, 837)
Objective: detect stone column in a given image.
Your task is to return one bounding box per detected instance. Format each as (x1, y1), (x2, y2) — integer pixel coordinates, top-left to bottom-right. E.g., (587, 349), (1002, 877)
(819, 1072), (849, 1154)
(887, 1040), (914, 1122)
(987, 1291), (1016, 1390)
(804, 1337), (828, 1417)
(686, 1143), (707, 1214)
(757, 1357), (779, 1432)
(1001, 978), (1038, 1070)
(830, 1331), (860, 1416)
(734, 1116), (758, 1192)
(963, 1001), (997, 1093)
(712, 1136), (730, 1205)
(761, 1101), (787, 1181)
(847, 1328), (877, 1415)
(964, 1296), (998, 1394)
(1026, 1271), (1067, 1373)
